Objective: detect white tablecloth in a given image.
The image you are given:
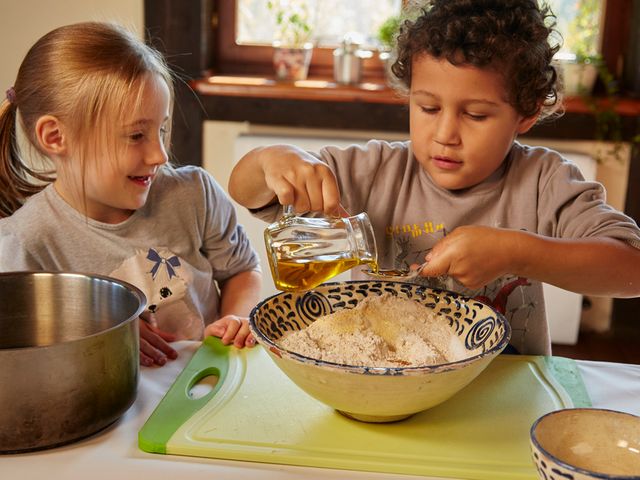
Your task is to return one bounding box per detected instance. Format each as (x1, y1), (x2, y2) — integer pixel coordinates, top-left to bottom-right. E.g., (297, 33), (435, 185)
(3, 341), (640, 480)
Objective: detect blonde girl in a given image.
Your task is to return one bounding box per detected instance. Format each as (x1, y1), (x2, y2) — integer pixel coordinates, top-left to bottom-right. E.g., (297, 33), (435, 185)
(0, 22), (262, 366)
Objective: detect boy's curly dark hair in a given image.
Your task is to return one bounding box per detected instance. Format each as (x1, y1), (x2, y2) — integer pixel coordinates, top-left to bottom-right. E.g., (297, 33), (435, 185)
(392, 0), (561, 120)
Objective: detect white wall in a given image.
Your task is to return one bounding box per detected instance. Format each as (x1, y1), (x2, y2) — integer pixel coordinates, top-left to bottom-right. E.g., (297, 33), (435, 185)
(0, 0), (143, 92)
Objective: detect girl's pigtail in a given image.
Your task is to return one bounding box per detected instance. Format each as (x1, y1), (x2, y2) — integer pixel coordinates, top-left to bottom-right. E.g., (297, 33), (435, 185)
(0, 96), (53, 218)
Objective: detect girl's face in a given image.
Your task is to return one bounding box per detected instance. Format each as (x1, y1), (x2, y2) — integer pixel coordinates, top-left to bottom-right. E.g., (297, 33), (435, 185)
(409, 54), (537, 190)
(56, 74), (170, 223)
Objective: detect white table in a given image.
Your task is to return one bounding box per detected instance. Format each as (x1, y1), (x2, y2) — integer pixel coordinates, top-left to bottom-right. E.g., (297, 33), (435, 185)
(3, 341), (640, 480)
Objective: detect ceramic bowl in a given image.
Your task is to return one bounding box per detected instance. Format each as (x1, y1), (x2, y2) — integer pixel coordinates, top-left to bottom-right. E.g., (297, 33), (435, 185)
(249, 281), (511, 423)
(530, 408), (640, 479)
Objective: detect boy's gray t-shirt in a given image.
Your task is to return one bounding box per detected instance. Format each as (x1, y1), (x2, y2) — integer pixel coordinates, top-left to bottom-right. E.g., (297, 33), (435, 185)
(0, 166), (260, 340)
(253, 140), (640, 355)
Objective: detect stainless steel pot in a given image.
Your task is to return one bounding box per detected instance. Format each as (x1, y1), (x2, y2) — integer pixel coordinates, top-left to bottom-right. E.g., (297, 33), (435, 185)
(0, 272), (146, 453)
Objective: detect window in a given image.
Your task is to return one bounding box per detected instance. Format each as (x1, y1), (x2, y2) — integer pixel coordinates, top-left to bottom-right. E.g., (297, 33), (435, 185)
(216, 1), (630, 86)
(547, 0), (603, 59)
(217, 1), (402, 78)
(236, 0), (402, 49)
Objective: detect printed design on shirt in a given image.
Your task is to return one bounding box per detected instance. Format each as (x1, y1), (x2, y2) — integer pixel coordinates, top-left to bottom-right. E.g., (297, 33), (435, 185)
(385, 224), (534, 352)
(386, 220), (447, 271)
(474, 277), (531, 315)
(146, 248), (181, 280)
(473, 275), (535, 352)
(394, 236), (412, 269)
(386, 221), (446, 239)
(109, 247), (203, 340)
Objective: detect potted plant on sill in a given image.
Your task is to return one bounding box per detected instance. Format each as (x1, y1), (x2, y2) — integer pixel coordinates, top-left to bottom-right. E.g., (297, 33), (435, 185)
(268, 0), (314, 81)
(551, 0), (600, 96)
(557, 0), (640, 163)
(556, 52), (600, 97)
(376, 14), (401, 87)
(375, 6), (420, 89)
(581, 60), (640, 164)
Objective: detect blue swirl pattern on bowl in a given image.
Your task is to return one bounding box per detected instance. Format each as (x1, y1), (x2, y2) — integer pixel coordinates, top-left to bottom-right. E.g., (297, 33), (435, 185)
(250, 280), (511, 376)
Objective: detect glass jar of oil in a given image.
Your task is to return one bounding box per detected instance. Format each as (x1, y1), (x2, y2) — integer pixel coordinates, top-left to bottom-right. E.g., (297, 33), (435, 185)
(264, 209), (378, 292)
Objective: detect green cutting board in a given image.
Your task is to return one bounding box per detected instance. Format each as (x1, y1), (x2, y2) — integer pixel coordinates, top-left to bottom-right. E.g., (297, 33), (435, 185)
(139, 338), (590, 479)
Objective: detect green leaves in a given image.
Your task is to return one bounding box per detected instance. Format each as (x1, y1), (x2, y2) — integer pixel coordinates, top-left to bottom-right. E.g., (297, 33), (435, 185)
(377, 15), (401, 50)
(268, 0), (313, 47)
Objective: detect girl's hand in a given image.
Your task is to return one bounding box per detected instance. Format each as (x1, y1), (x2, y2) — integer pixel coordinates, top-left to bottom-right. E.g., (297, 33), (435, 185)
(139, 315), (178, 367)
(419, 226), (516, 289)
(204, 315), (256, 349)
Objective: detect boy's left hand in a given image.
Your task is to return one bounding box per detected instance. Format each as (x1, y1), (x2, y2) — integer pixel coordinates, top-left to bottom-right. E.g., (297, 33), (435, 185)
(419, 226), (514, 289)
(204, 315), (256, 348)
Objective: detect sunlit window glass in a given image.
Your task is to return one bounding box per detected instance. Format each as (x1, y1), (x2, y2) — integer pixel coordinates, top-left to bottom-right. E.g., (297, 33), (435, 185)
(236, 0), (603, 59)
(236, 0), (403, 48)
(546, 0), (603, 59)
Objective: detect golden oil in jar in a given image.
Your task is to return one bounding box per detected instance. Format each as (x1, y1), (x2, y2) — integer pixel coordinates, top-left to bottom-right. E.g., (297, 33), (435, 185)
(271, 257), (378, 292)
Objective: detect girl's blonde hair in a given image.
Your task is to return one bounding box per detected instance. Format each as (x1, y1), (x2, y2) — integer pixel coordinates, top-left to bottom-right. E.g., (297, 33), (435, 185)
(0, 21), (174, 218)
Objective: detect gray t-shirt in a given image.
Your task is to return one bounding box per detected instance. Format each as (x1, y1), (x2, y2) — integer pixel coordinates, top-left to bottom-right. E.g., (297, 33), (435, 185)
(0, 166), (260, 340)
(254, 140), (640, 355)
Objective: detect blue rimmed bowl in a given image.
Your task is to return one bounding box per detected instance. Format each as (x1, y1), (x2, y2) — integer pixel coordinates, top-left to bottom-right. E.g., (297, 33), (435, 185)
(530, 408), (640, 479)
(249, 281), (511, 422)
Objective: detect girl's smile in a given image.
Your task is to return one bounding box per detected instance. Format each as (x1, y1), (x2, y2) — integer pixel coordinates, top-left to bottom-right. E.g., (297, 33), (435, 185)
(128, 174), (156, 187)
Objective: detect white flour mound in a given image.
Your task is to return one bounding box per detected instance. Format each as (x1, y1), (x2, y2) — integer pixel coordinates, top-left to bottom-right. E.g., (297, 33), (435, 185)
(279, 293), (468, 367)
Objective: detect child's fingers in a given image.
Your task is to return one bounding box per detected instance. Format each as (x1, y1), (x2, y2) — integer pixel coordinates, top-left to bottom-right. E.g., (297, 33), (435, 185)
(139, 319), (178, 360)
(140, 350), (155, 367)
(210, 317), (242, 345)
(140, 337), (168, 366)
(203, 321), (225, 338)
(245, 333), (256, 348)
(419, 252), (450, 278)
(269, 179), (296, 208)
(206, 317), (253, 348)
(233, 321), (252, 348)
(305, 176), (326, 213)
(221, 319), (242, 345)
(321, 174), (341, 215)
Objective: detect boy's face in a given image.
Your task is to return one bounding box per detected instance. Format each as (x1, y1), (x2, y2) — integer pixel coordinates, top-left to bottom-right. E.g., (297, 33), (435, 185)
(409, 54), (537, 190)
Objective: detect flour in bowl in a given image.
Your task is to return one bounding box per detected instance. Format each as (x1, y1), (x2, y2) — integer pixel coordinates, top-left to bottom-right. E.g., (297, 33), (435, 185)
(279, 293), (467, 367)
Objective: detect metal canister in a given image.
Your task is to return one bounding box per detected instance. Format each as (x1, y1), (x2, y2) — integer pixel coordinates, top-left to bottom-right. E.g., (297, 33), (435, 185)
(333, 35), (372, 85)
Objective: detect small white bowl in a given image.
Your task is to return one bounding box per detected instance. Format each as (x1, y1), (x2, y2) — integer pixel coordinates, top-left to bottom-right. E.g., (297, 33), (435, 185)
(530, 408), (640, 479)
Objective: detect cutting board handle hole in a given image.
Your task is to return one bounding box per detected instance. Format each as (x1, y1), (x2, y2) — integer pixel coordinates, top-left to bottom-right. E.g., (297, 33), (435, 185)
(188, 374), (219, 399)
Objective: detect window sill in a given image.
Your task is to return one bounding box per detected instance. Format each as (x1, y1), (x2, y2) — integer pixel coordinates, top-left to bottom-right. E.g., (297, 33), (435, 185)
(192, 75), (404, 105)
(192, 74), (640, 116)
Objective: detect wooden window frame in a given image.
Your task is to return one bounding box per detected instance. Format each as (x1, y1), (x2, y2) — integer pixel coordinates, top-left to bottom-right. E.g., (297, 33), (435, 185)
(215, 2), (387, 79)
(214, 0), (634, 91)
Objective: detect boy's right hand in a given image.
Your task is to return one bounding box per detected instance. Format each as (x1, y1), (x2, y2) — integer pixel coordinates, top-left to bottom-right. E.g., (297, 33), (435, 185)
(235, 145), (342, 216)
(138, 314), (178, 367)
(419, 226), (514, 289)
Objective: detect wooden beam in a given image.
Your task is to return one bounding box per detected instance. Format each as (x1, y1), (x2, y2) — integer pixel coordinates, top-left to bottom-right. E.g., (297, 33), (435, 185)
(144, 0), (215, 166)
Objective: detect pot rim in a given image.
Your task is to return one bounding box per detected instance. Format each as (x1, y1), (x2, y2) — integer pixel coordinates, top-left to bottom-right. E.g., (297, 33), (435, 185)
(0, 270), (146, 351)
